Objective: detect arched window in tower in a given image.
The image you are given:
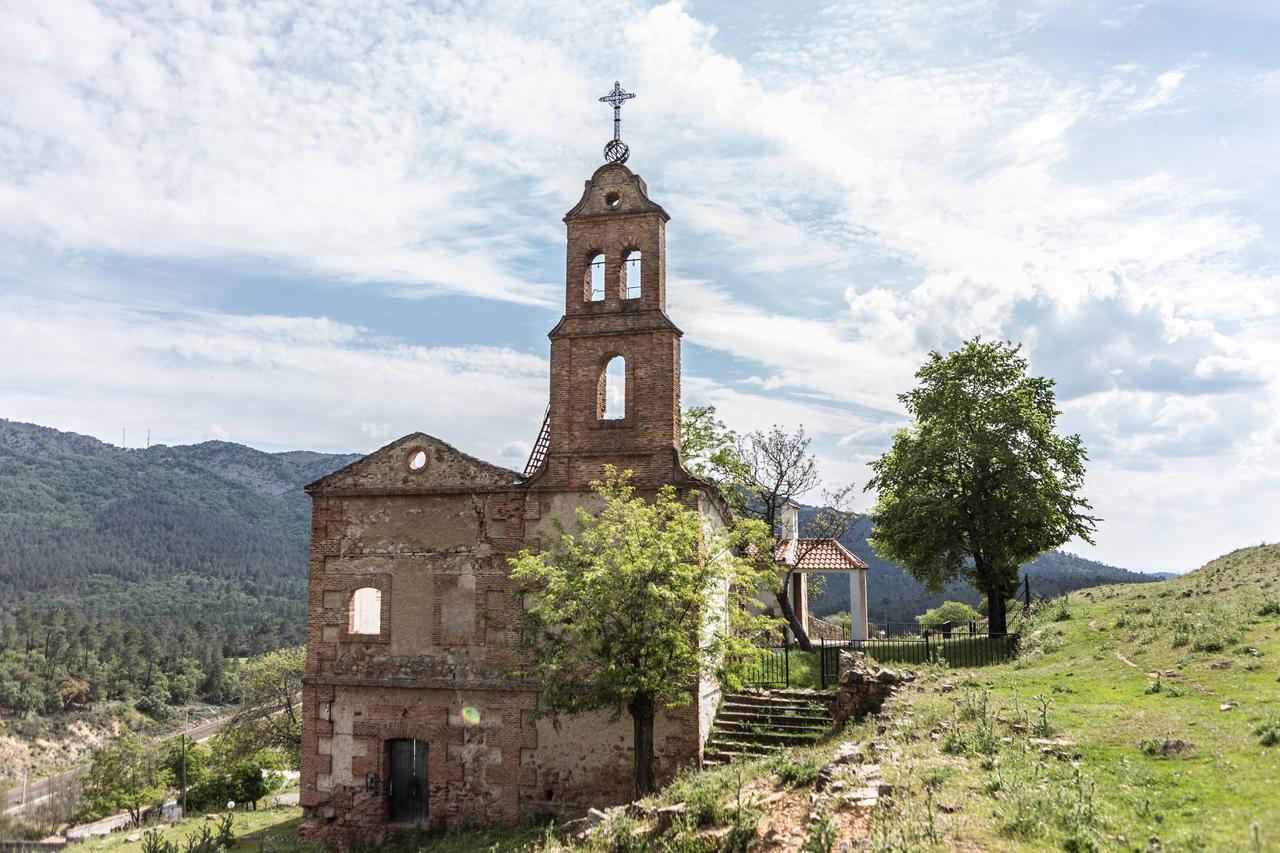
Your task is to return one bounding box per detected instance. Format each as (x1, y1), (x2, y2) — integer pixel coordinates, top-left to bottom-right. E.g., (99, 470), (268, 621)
(623, 250), (642, 299)
(599, 356), (626, 420)
(349, 587), (382, 635)
(587, 253), (605, 301)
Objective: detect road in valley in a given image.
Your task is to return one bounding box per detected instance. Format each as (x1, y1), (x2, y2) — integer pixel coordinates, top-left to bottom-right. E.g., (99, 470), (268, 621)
(3, 714), (228, 815)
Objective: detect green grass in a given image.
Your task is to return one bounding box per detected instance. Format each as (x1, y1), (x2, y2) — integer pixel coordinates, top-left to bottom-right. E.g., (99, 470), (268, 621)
(865, 544), (1280, 851)
(79, 806), (309, 853)
(77, 806), (553, 853)
(787, 650), (824, 689)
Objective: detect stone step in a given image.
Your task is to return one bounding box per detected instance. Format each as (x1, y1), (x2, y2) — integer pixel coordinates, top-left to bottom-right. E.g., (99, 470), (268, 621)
(717, 707), (831, 724)
(722, 693), (832, 711)
(707, 729), (826, 749)
(721, 700), (830, 717)
(713, 714), (831, 732)
(703, 743), (777, 764)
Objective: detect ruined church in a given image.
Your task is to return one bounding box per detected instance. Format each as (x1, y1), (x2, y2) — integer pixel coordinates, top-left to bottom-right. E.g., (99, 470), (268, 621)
(296, 86), (869, 842)
(297, 86), (729, 841)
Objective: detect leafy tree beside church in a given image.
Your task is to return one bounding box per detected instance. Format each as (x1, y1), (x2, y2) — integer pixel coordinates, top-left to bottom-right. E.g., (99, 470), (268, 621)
(866, 338), (1098, 633)
(508, 468), (777, 796)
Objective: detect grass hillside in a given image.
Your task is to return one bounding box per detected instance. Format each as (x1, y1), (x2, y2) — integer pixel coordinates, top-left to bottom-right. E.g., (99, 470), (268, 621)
(858, 543), (1280, 851)
(554, 544), (1280, 851)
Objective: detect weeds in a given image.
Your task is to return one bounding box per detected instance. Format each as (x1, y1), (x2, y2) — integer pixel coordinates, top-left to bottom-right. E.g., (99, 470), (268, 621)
(800, 805), (839, 853)
(1032, 694), (1053, 738)
(771, 752), (824, 788)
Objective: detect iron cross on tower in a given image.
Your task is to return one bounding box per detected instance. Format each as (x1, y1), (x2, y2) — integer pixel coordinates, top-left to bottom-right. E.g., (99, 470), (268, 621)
(599, 81), (636, 165)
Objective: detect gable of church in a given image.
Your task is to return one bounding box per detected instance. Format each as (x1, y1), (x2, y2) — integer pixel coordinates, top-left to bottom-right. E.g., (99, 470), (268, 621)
(305, 433), (521, 494)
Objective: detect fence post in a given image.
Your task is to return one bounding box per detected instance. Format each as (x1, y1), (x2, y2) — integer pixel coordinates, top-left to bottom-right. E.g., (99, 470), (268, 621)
(784, 642), (790, 688)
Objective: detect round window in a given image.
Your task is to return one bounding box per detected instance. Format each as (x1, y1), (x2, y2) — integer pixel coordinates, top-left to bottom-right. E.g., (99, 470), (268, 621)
(605, 192), (621, 209)
(408, 450), (427, 471)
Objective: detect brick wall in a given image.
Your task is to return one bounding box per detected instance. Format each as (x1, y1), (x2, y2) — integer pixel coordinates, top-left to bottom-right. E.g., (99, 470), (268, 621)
(298, 162), (713, 846)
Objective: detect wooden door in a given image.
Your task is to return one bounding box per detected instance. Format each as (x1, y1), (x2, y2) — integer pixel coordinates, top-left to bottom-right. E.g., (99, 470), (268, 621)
(387, 739), (428, 824)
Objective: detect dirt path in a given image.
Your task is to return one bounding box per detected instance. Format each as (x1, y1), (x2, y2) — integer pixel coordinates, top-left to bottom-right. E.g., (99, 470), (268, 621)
(1088, 617), (1140, 669)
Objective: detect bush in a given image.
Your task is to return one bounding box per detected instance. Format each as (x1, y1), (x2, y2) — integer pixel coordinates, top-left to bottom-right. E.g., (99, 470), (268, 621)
(1255, 719), (1280, 747)
(770, 752), (825, 788)
(917, 601), (981, 631)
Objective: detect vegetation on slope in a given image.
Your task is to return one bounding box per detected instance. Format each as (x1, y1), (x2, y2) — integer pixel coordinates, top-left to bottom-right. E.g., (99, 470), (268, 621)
(0, 419), (355, 723)
(863, 543), (1280, 851)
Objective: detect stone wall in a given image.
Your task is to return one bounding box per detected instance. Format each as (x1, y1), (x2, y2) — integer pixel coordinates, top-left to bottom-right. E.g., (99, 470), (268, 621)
(828, 651), (910, 726)
(807, 615), (845, 641)
(298, 461), (709, 843)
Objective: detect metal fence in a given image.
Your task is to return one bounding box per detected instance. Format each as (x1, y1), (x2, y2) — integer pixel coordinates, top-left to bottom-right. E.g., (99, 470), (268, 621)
(819, 633), (1020, 687)
(870, 620), (989, 639)
(744, 645), (790, 688)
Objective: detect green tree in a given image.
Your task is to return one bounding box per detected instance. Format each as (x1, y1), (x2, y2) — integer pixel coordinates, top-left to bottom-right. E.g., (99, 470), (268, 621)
(508, 467), (777, 797)
(81, 728), (168, 827)
(866, 338), (1098, 633)
(219, 647), (303, 764)
(161, 736), (209, 815)
(681, 407), (858, 651)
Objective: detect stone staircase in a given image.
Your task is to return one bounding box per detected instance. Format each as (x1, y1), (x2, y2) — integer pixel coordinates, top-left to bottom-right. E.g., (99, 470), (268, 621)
(703, 689), (834, 767)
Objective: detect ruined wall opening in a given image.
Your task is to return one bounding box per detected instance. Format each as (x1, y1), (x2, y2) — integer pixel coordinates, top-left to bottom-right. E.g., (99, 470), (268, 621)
(349, 587), (382, 635)
(623, 250), (642, 299)
(598, 355), (626, 420)
(587, 253), (605, 301)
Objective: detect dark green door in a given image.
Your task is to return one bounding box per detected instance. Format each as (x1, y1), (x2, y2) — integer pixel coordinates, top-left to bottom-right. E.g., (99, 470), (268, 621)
(387, 739), (428, 824)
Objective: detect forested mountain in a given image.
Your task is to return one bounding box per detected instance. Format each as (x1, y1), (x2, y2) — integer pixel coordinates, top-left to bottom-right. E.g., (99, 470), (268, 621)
(0, 419), (358, 713)
(0, 417), (1161, 714)
(806, 511), (1165, 626)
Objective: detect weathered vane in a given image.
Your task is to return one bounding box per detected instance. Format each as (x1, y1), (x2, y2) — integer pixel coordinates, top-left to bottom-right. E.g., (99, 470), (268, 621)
(598, 81), (636, 164)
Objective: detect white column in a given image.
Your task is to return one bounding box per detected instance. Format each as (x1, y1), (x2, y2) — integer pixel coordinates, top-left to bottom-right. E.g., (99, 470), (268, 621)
(850, 571), (869, 640)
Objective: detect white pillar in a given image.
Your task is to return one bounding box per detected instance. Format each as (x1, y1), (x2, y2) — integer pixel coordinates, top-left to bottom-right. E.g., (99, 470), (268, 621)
(849, 571), (869, 641)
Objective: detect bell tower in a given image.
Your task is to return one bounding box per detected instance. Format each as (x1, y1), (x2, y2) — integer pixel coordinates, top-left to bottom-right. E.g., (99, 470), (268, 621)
(530, 83), (690, 490)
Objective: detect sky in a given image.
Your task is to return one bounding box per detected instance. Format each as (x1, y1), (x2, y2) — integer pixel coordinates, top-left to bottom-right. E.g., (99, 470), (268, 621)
(1, 0), (1277, 572)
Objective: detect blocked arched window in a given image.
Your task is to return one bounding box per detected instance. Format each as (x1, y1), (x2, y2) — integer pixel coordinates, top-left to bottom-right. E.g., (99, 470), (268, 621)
(349, 587), (382, 635)
(597, 356), (626, 420)
(623, 250), (642, 299)
(587, 253), (605, 301)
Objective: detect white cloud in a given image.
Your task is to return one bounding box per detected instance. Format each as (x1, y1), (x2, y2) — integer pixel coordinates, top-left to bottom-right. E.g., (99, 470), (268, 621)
(0, 292), (548, 461)
(1130, 69), (1187, 113)
(0, 0), (1277, 570)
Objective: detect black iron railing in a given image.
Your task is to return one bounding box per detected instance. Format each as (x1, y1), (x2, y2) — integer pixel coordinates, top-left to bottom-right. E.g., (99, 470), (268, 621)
(819, 633), (1020, 687)
(744, 645), (790, 688)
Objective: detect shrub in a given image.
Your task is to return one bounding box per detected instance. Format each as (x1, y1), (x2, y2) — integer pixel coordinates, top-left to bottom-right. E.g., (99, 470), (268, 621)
(917, 601), (980, 631)
(1050, 598), (1072, 622)
(771, 752), (824, 788)
(1255, 719), (1280, 747)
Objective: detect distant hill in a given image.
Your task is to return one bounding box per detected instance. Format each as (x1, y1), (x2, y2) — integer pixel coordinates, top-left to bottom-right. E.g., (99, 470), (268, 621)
(0, 419), (358, 655)
(805, 510), (1161, 627)
(0, 418), (1159, 646)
